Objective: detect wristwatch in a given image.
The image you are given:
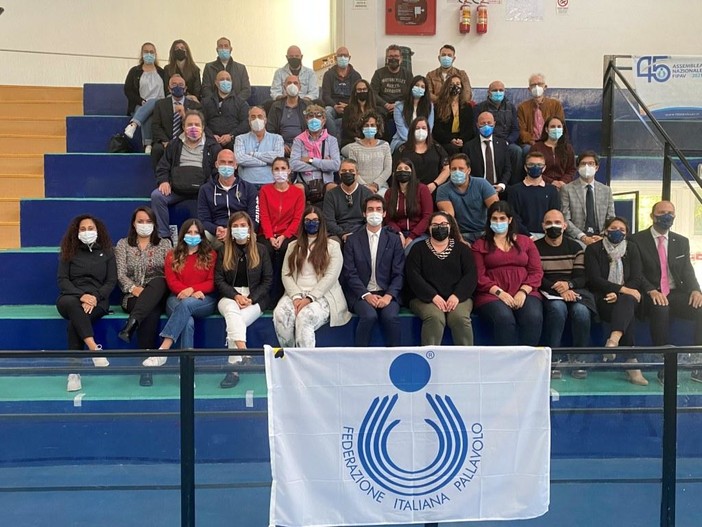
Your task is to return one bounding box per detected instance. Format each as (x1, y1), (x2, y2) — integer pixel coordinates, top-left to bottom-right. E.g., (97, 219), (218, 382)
(494, 288), (502, 297)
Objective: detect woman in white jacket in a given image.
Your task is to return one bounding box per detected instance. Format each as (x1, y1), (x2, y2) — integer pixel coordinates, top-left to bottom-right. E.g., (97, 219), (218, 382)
(273, 205), (351, 347)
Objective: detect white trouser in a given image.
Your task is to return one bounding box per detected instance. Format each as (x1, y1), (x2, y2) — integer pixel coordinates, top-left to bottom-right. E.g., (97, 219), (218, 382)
(273, 295), (330, 348)
(217, 297), (262, 362)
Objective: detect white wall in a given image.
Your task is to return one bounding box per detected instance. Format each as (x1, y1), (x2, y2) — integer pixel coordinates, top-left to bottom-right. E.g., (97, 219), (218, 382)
(339, 0), (702, 90)
(0, 0), (331, 86)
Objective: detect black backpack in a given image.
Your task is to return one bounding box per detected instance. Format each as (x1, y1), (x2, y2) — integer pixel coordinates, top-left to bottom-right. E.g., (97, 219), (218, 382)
(108, 133), (133, 153)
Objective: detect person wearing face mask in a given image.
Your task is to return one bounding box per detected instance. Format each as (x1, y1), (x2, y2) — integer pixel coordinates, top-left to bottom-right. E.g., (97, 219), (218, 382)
(371, 44), (413, 140)
(535, 209), (596, 380)
(472, 201), (544, 346)
(341, 196), (405, 347)
(197, 149), (258, 250)
(273, 206), (351, 348)
(270, 45), (319, 102)
(341, 111), (392, 194)
(517, 73), (565, 155)
(201, 37), (251, 101)
(234, 106), (285, 186)
(340, 79), (385, 148)
(432, 74), (476, 155)
(436, 153), (498, 243)
(163, 39), (201, 102)
(115, 207), (171, 383)
(391, 75), (435, 153)
(322, 159), (373, 245)
(152, 110), (222, 241)
(406, 211), (477, 346)
(463, 111), (512, 193)
(322, 46), (363, 139)
(259, 157), (305, 301)
(425, 44), (473, 103)
(530, 116), (576, 188)
(56, 214), (117, 392)
(267, 75), (310, 155)
(142, 219), (217, 377)
(123, 42), (167, 154)
(561, 151), (615, 246)
(584, 217), (648, 385)
(631, 201), (702, 383)
(384, 159), (433, 253)
(215, 211), (272, 389)
(150, 74), (203, 170)
(202, 71), (250, 150)
(507, 151), (560, 238)
(393, 117), (450, 195)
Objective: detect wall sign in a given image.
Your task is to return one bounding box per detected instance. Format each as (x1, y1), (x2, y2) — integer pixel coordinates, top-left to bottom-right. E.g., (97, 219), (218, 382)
(385, 0), (437, 36)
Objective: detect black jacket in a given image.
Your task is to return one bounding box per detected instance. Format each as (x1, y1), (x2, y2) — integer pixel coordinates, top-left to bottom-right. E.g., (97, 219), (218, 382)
(214, 243), (273, 311)
(201, 59), (251, 101)
(155, 135), (222, 185)
(152, 96), (202, 144)
(57, 243), (117, 311)
(584, 240), (643, 297)
(462, 136), (512, 187)
(202, 94), (250, 138)
(124, 65), (167, 115)
(432, 103), (477, 147)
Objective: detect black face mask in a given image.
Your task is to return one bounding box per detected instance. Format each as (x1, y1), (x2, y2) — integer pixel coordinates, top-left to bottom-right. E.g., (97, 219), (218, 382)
(174, 49), (187, 61)
(287, 57), (302, 70)
(395, 171), (411, 184)
(356, 92), (368, 102)
(387, 58), (400, 69)
(545, 226), (563, 240)
(449, 85), (462, 96)
(431, 225), (450, 242)
(340, 173), (356, 186)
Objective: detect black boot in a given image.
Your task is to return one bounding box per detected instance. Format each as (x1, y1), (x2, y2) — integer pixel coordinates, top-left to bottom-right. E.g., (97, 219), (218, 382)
(118, 317), (138, 343)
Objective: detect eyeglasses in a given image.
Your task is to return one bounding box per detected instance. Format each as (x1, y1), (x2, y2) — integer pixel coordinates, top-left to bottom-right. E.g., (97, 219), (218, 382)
(345, 194), (353, 208)
(306, 112), (324, 119)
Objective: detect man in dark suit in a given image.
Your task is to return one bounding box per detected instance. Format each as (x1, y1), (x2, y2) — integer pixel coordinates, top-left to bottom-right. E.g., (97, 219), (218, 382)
(151, 74), (202, 170)
(462, 111), (512, 193)
(631, 200), (702, 382)
(342, 195), (405, 347)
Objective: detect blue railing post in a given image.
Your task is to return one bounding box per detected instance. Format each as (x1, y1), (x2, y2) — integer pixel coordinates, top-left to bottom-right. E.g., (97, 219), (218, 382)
(180, 353), (196, 527)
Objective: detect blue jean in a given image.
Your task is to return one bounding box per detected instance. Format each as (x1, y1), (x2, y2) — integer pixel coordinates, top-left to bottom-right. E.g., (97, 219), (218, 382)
(150, 187), (194, 238)
(132, 98), (159, 145)
(324, 106), (342, 139)
(160, 294), (217, 349)
(543, 300), (591, 349)
(476, 295), (542, 346)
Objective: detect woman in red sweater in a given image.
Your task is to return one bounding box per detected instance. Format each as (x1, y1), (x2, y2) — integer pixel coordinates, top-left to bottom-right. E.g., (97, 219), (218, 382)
(384, 158), (433, 254)
(142, 219), (217, 377)
(259, 157), (305, 300)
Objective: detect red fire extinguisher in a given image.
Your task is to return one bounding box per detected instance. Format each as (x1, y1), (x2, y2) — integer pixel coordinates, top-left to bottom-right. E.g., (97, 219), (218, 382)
(477, 3), (488, 34)
(459, 1), (471, 34)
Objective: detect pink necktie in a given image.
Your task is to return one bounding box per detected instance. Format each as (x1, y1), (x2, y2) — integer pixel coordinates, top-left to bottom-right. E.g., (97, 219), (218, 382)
(533, 106), (544, 140)
(657, 235), (670, 295)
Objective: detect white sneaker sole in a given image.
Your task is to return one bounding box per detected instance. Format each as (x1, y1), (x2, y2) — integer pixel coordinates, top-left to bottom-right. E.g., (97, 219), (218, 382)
(143, 356), (167, 367)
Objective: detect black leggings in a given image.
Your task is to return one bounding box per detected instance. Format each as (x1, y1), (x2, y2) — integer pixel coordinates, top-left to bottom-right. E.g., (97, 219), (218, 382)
(123, 277), (168, 349)
(596, 293), (637, 346)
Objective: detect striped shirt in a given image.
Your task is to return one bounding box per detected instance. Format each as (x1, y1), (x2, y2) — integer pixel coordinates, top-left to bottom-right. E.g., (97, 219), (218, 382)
(535, 237), (586, 294)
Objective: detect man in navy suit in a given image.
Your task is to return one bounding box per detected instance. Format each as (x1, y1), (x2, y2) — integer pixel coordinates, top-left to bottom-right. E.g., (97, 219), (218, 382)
(462, 111), (512, 193)
(631, 200), (702, 382)
(342, 195), (405, 347)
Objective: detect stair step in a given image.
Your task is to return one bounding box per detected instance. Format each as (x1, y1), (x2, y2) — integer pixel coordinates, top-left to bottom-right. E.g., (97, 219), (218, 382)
(7, 118), (66, 136)
(0, 154), (43, 175)
(0, 199), (19, 222)
(66, 115), (133, 153)
(0, 174), (44, 198)
(0, 85), (82, 102)
(0, 222), (19, 249)
(0, 135), (65, 155)
(83, 84), (127, 116)
(0, 101), (83, 119)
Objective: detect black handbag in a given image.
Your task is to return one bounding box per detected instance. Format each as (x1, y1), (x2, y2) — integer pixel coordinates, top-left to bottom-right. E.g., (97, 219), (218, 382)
(170, 166), (206, 197)
(297, 139), (327, 203)
(107, 133), (133, 153)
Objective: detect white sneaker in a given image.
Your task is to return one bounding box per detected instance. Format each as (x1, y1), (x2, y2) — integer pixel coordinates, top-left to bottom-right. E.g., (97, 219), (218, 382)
(144, 145), (152, 154)
(228, 355), (243, 364)
(124, 122), (137, 139)
(92, 344), (109, 367)
(143, 356), (167, 367)
(67, 374), (82, 392)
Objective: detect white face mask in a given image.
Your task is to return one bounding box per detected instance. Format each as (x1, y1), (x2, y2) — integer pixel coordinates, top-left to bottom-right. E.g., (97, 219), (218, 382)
(273, 170), (289, 183)
(285, 83), (299, 97)
(578, 165), (597, 179)
(531, 85), (544, 98)
(250, 118), (266, 132)
(135, 223), (154, 237)
(231, 227), (249, 241)
(366, 212), (383, 227)
(414, 128), (428, 142)
(78, 230), (98, 245)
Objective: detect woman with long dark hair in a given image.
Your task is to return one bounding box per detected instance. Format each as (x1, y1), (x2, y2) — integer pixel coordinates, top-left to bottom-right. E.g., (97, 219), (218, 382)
(472, 201), (544, 346)
(340, 79), (382, 148)
(163, 39), (202, 100)
(115, 207), (171, 359)
(384, 158), (433, 253)
(393, 116), (449, 195)
(216, 211), (273, 388)
(530, 116), (576, 188)
(431, 74), (476, 155)
(391, 75), (434, 152)
(56, 214), (117, 391)
(273, 206), (350, 347)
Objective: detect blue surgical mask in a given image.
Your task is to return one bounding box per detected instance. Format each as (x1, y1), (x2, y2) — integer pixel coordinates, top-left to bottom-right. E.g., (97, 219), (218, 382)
(489, 91), (505, 103)
(362, 126), (377, 139)
(219, 80), (232, 94)
(548, 127), (563, 141)
(653, 213), (675, 231)
(450, 170), (466, 185)
(336, 56), (350, 68)
(142, 53), (156, 65)
(490, 221), (509, 234)
(307, 118), (322, 132)
(218, 165), (235, 179)
(231, 227), (249, 241)
(217, 49), (231, 61)
(479, 124), (494, 138)
(170, 85), (186, 98)
(606, 229), (625, 244)
(183, 234), (201, 247)
(304, 219), (320, 235)
(439, 56), (454, 68)
(411, 85), (425, 98)
(526, 164), (544, 178)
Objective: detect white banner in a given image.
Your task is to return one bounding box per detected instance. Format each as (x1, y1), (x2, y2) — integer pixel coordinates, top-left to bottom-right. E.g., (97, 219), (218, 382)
(633, 55), (702, 119)
(265, 345), (551, 527)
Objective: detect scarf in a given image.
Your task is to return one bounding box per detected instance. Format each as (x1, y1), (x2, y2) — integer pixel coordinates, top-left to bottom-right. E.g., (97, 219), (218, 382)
(298, 129), (328, 160)
(602, 238), (627, 285)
